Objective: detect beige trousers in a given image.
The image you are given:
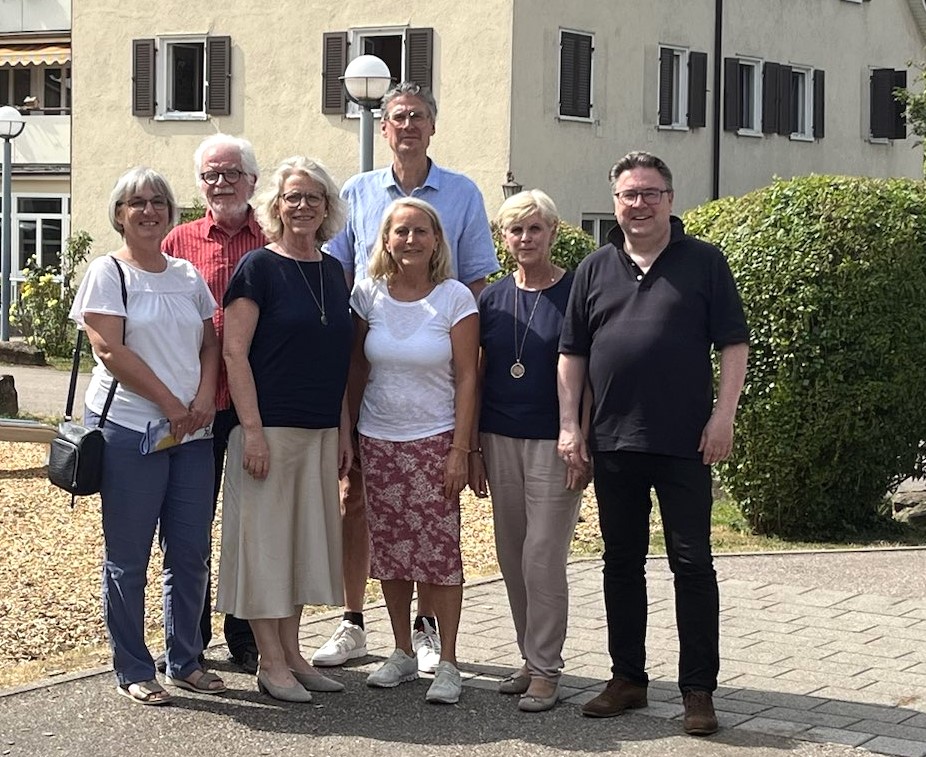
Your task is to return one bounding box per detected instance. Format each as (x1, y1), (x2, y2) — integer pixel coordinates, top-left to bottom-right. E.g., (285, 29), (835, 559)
(481, 433), (582, 680)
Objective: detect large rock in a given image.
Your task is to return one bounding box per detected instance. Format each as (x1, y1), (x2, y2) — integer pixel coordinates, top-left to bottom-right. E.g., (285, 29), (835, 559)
(0, 341), (46, 366)
(0, 374), (18, 416)
(892, 477), (926, 528)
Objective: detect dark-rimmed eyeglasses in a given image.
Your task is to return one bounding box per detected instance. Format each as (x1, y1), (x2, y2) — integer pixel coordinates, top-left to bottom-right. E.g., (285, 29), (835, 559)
(614, 189), (672, 206)
(280, 191), (326, 208)
(200, 169), (244, 185)
(119, 197), (170, 212)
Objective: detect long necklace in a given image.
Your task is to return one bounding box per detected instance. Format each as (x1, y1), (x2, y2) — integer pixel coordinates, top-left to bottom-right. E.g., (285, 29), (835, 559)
(293, 255), (327, 326)
(511, 279), (544, 379)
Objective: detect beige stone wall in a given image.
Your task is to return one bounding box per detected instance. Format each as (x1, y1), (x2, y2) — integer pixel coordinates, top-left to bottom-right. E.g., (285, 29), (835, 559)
(71, 1), (513, 252)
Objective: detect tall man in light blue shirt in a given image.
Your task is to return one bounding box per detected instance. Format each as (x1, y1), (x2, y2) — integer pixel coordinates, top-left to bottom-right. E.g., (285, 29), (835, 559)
(314, 81), (499, 674)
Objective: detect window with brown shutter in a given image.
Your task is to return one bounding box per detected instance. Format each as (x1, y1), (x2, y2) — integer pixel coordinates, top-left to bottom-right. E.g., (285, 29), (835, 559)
(206, 36), (231, 116)
(559, 30), (593, 119)
(132, 38), (156, 117)
(687, 51), (707, 128)
(405, 28), (433, 89)
(322, 32), (348, 114)
(870, 68), (907, 140)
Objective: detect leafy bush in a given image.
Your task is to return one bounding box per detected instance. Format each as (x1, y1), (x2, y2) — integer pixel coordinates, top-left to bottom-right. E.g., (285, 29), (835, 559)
(180, 199), (207, 224)
(13, 231), (94, 358)
(491, 221), (598, 279)
(683, 175), (926, 538)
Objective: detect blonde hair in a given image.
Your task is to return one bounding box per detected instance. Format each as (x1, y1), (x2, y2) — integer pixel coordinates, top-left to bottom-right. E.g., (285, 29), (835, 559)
(368, 198), (453, 283)
(495, 189), (560, 237)
(253, 156), (346, 243)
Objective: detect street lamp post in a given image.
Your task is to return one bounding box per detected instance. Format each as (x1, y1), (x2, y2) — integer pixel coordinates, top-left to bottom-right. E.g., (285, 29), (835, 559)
(341, 55), (392, 173)
(0, 105), (26, 342)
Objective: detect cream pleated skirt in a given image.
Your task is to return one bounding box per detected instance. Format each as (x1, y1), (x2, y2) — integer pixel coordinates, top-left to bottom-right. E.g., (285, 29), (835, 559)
(216, 426), (343, 619)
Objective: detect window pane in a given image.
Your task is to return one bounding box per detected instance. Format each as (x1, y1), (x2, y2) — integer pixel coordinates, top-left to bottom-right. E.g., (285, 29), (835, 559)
(41, 219), (62, 271)
(44, 67), (63, 109)
(739, 64), (754, 130)
(0, 70), (8, 106)
(671, 53), (681, 123)
(581, 219), (594, 236)
(13, 68), (30, 108)
(18, 197), (62, 214)
(170, 43), (204, 112)
(362, 35), (402, 83)
(791, 71), (805, 134)
(599, 220), (617, 246)
(18, 219), (36, 271)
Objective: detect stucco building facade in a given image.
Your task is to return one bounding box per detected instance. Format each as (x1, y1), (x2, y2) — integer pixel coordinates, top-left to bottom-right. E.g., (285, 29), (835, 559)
(69, 0), (923, 253)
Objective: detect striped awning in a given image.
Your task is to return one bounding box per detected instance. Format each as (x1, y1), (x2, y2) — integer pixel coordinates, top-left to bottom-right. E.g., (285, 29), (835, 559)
(0, 44), (70, 67)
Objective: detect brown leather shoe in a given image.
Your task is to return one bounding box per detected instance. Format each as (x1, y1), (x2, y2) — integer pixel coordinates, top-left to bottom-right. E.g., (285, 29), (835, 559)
(683, 690), (719, 735)
(581, 678), (648, 718)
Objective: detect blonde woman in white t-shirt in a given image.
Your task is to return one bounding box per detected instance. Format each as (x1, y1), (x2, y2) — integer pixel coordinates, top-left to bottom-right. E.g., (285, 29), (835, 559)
(69, 167), (223, 706)
(350, 197), (478, 705)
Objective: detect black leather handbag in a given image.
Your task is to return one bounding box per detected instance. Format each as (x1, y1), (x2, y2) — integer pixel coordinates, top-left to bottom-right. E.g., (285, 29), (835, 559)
(48, 257), (126, 504)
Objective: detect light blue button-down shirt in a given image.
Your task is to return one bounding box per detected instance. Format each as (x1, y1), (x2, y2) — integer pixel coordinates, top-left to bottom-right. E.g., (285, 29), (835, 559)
(326, 161), (499, 285)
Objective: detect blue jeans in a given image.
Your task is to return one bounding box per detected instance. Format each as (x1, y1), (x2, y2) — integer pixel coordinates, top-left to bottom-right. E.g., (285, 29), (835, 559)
(593, 451), (718, 693)
(88, 411), (213, 686)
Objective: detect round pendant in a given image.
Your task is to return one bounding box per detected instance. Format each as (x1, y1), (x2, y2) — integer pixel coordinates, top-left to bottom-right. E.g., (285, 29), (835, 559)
(320, 314), (328, 326)
(510, 361), (525, 379)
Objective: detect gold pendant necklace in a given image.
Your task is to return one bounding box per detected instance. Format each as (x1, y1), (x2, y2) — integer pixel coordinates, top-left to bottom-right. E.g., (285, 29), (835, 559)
(293, 256), (327, 326)
(511, 279), (544, 379)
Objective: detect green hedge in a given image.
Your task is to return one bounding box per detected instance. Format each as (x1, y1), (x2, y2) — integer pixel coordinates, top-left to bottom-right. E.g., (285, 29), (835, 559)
(491, 221), (598, 279)
(683, 175), (926, 538)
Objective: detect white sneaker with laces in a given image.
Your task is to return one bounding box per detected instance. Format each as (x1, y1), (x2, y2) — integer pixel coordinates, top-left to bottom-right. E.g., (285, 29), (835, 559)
(412, 617), (441, 673)
(311, 620), (368, 666)
(426, 661), (462, 704)
(366, 648), (419, 688)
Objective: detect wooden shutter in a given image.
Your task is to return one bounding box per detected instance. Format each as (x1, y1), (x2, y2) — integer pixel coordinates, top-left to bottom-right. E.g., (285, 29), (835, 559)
(405, 27), (433, 90)
(777, 64), (792, 136)
(559, 31), (592, 118)
(658, 48), (674, 126)
(891, 69), (908, 140)
(687, 51), (707, 128)
(762, 61), (779, 134)
(812, 69), (824, 139)
(132, 38), (155, 117)
(205, 36), (231, 116)
(870, 68), (908, 140)
(321, 32), (348, 114)
(723, 57), (740, 131)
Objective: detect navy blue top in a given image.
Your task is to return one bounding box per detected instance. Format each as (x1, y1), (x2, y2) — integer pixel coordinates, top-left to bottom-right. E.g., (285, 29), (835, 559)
(560, 217), (748, 459)
(479, 271), (574, 439)
(224, 247), (352, 429)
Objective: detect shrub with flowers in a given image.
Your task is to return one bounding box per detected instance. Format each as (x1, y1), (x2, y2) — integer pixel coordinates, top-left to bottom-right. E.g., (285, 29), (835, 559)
(12, 231), (93, 358)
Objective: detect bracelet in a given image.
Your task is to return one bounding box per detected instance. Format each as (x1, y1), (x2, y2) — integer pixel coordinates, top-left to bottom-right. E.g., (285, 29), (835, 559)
(469, 448), (483, 455)
(449, 443), (470, 453)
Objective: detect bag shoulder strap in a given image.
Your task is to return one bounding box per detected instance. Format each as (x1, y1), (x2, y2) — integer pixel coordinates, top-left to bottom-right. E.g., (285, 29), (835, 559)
(96, 257), (128, 427)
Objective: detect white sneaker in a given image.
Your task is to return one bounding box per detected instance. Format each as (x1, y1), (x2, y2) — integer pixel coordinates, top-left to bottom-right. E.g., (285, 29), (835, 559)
(426, 661), (462, 704)
(310, 620), (367, 666)
(366, 649), (419, 688)
(412, 618), (441, 673)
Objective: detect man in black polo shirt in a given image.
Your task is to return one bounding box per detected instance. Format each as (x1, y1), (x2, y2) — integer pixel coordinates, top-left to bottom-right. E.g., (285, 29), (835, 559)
(558, 151), (748, 736)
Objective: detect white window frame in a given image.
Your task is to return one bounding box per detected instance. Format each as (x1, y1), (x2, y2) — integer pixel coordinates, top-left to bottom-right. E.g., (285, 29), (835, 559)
(0, 65), (71, 114)
(581, 214), (617, 247)
(789, 65), (814, 141)
(1, 193), (71, 302)
(346, 27), (409, 119)
(737, 58), (763, 136)
(658, 45), (689, 130)
(558, 28), (595, 123)
(155, 34), (207, 121)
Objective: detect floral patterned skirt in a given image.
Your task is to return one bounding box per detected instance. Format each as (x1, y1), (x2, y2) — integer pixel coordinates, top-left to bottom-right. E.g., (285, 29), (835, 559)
(359, 431), (463, 586)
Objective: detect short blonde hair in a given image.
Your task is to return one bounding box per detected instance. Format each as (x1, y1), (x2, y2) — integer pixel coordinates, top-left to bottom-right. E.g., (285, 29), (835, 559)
(495, 189), (560, 237)
(254, 156), (346, 243)
(368, 198), (453, 283)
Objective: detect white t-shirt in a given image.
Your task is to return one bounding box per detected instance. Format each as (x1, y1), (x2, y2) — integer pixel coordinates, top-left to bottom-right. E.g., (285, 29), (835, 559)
(69, 254), (217, 432)
(350, 277), (477, 442)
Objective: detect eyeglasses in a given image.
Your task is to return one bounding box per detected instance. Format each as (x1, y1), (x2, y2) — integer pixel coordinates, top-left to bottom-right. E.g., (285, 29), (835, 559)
(384, 110), (429, 126)
(200, 169), (244, 185)
(280, 191), (326, 208)
(614, 189), (672, 206)
(119, 197), (170, 212)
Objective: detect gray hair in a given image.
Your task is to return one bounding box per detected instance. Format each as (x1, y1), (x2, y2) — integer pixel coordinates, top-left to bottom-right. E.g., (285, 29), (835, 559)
(108, 166), (178, 235)
(193, 133), (260, 187)
(253, 156), (346, 243)
(381, 81), (438, 122)
(495, 189), (560, 236)
(608, 151), (674, 192)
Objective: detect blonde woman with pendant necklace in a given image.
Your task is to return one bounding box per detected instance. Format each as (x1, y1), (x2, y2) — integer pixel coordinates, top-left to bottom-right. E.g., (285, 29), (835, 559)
(469, 189), (591, 713)
(219, 156), (353, 703)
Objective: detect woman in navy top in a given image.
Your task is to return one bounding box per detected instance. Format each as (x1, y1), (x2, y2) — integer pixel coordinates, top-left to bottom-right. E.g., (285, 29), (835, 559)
(471, 190), (590, 712)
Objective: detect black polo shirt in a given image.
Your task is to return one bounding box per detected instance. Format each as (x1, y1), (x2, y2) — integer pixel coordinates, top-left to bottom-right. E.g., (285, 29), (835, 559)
(559, 217), (748, 459)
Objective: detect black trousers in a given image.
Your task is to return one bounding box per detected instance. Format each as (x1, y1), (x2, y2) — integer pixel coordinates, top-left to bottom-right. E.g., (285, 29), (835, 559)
(593, 451), (718, 693)
(200, 408), (255, 656)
